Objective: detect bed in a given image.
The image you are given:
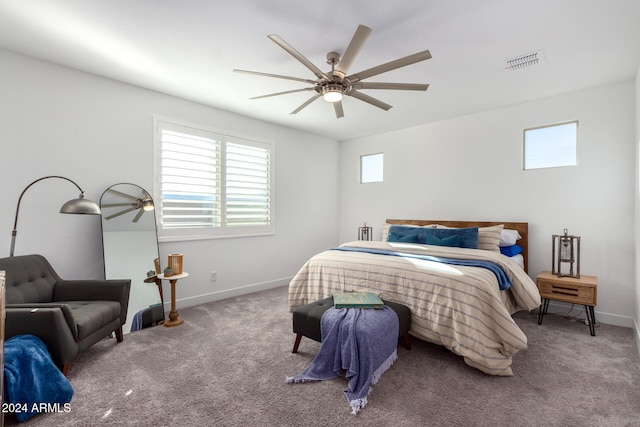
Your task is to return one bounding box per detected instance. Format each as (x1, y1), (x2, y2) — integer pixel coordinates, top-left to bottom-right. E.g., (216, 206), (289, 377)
(288, 219), (541, 376)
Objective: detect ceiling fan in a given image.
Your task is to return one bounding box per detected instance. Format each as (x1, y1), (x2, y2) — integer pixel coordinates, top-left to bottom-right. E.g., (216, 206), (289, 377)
(234, 24), (431, 118)
(102, 188), (154, 223)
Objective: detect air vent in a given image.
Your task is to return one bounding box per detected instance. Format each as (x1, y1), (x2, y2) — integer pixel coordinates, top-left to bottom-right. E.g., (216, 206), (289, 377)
(504, 50), (544, 70)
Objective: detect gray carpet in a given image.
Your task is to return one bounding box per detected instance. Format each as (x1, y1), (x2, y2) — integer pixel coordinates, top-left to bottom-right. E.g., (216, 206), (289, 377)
(6, 285), (640, 426)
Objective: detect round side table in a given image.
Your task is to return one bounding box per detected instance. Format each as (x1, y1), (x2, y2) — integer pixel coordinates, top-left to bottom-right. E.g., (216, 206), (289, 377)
(156, 272), (188, 327)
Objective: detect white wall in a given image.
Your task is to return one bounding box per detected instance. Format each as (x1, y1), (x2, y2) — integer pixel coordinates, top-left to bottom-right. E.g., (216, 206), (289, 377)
(0, 49), (340, 311)
(339, 81), (636, 327)
(635, 64), (640, 349)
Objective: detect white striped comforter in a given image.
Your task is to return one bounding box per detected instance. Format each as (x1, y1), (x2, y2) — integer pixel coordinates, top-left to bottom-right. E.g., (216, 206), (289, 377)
(288, 240), (541, 376)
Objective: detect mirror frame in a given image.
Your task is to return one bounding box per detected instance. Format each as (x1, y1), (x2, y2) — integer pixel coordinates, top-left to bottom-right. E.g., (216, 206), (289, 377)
(99, 183), (162, 333)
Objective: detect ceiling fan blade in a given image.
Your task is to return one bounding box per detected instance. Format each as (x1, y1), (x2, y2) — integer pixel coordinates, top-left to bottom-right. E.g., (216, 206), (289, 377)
(333, 101), (344, 119)
(334, 24), (372, 78)
(102, 202), (136, 208)
(132, 209), (145, 223)
(351, 82), (429, 91)
(348, 90), (393, 111)
(250, 87), (316, 100)
(290, 93), (322, 115)
(107, 189), (140, 201)
(105, 206), (138, 221)
(233, 69), (316, 85)
(348, 49), (432, 83)
(268, 34), (327, 80)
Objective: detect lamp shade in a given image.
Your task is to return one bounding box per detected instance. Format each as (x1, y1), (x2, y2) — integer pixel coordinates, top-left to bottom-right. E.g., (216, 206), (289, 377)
(60, 195), (102, 215)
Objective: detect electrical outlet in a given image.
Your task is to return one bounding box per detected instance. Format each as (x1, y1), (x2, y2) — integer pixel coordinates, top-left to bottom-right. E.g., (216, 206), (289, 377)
(210, 271), (217, 282)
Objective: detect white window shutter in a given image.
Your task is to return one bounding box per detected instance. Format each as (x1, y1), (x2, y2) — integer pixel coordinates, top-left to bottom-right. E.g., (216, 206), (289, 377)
(225, 142), (271, 226)
(160, 129), (221, 229)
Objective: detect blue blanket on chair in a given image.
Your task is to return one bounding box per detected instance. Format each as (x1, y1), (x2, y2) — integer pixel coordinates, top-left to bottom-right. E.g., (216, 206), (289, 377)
(286, 306), (399, 415)
(4, 335), (74, 422)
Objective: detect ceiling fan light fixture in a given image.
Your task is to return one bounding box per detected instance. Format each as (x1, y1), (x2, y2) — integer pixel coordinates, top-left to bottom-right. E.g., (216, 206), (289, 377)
(322, 84), (343, 103)
(323, 90), (343, 103)
(142, 199), (155, 211)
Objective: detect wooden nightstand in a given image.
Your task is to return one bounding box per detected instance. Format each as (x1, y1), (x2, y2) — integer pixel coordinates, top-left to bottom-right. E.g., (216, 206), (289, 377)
(536, 271), (597, 336)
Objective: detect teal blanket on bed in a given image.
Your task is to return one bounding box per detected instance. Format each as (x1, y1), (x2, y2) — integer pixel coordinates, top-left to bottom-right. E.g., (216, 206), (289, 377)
(333, 246), (512, 290)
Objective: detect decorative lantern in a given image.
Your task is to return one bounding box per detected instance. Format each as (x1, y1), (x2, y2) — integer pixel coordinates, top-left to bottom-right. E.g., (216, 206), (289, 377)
(358, 222), (372, 241)
(552, 229), (580, 278)
(168, 253), (183, 275)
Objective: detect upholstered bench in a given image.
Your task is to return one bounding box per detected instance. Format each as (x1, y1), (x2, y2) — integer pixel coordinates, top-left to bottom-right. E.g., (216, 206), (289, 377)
(291, 297), (412, 353)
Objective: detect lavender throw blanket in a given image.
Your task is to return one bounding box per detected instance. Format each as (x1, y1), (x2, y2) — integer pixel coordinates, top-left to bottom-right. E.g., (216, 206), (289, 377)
(286, 306), (399, 415)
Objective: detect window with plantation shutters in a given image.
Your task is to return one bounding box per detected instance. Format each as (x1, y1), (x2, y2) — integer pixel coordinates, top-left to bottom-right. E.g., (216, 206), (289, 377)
(153, 117), (274, 241)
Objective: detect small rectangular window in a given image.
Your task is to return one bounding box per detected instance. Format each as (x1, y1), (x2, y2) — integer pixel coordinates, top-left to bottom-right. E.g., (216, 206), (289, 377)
(524, 121), (578, 170)
(361, 153), (383, 183)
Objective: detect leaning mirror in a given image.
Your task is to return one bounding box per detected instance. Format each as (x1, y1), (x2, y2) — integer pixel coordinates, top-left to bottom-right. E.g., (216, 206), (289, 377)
(100, 183), (162, 334)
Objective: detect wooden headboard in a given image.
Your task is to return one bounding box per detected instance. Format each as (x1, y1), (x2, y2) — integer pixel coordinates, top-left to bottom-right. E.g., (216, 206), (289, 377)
(385, 219), (529, 273)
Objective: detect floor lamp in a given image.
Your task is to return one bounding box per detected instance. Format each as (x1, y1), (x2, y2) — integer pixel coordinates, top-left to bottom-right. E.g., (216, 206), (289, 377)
(9, 175), (102, 257)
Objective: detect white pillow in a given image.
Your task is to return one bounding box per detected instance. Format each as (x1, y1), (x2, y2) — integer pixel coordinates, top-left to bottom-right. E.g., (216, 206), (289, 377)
(510, 254), (525, 269)
(500, 229), (522, 247)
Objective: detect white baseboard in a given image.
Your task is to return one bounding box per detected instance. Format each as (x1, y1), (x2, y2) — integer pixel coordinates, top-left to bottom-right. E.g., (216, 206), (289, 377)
(169, 277), (292, 310)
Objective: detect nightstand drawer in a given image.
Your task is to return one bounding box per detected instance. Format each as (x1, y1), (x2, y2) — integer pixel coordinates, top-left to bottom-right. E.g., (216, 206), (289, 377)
(537, 279), (596, 305)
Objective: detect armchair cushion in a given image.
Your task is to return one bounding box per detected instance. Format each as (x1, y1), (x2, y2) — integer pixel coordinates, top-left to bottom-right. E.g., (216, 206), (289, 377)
(68, 301), (121, 341)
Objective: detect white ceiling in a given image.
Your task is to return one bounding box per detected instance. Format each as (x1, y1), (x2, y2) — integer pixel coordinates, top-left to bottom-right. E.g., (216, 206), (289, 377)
(1, 0), (639, 141)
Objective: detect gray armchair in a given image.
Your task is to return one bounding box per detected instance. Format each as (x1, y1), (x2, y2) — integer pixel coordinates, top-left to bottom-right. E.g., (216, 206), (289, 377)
(0, 254), (130, 375)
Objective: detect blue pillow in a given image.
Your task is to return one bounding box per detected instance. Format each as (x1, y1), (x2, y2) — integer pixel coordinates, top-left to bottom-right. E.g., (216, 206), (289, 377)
(425, 234), (460, 247)
(388, 232), (421, 243)
(387, 225), (421, 243)
(422, 227), (479, 249)
(500, 244), (524, 257)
